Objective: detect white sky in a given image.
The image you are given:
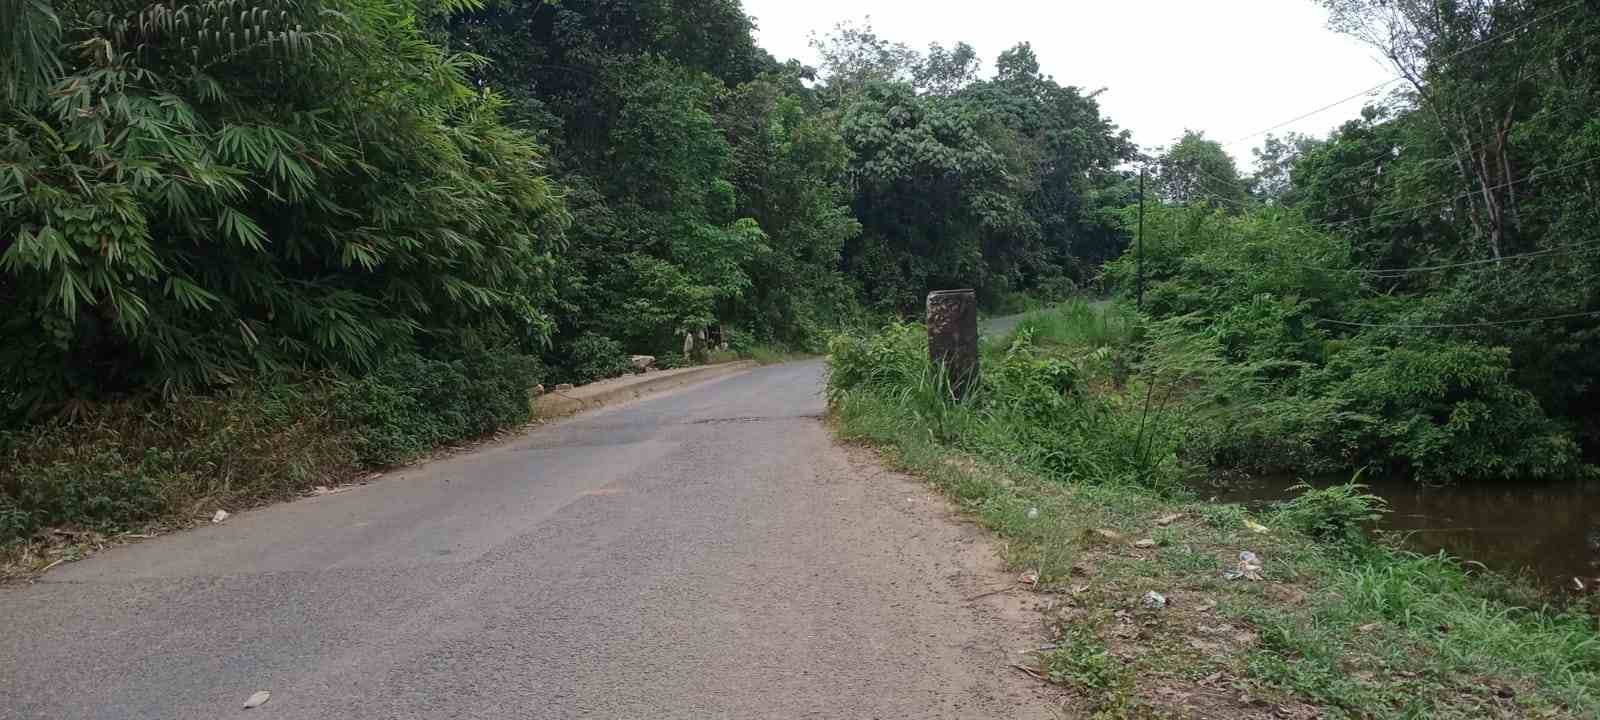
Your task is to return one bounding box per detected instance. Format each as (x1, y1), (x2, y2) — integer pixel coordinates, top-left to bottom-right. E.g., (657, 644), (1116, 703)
(741, 0), (1397, 167)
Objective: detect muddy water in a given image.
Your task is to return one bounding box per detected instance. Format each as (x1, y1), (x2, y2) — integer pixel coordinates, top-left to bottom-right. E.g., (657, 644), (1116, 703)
(1194, 474), (1600, 589)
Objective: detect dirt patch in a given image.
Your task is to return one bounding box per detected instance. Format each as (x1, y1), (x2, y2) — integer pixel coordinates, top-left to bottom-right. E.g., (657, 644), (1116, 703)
(836, 444), (1079, 718)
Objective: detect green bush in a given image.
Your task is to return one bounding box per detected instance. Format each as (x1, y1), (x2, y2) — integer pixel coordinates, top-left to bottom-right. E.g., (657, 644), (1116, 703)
(0, 343), (542, 545)
(1273, 480), (1388, 546)
(1009, 299), (1139, 353)
(336, 347), (542, 466)
(1309, 336), (1583, 481)
(1102, 205), (1588, 482)
(0, 0), (566, 417)
(554, 333), (634, 385)
(825, 322), (931, 401)
(0, 446), (165, 541)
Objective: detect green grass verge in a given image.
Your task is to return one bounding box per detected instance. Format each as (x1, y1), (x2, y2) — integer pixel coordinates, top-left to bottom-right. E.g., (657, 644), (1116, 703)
(827, 303), (1600, 719)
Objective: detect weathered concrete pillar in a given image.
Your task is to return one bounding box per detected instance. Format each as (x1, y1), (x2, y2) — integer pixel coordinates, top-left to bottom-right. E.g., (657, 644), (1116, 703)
(926, 289), (978, 398)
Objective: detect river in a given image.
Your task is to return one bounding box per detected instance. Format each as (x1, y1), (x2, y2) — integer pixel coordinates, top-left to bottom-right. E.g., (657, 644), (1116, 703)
(1194, 473), (1600, 591)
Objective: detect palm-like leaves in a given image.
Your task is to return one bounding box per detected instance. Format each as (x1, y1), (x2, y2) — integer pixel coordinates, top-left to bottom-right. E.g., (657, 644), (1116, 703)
(0, 0), (566, 417)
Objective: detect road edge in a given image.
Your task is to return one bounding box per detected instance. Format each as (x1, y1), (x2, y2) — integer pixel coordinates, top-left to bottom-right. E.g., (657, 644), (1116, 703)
(532, 361), (756, 420)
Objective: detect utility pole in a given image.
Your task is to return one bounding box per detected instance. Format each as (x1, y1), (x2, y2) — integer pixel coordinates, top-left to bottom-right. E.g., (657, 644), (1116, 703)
(1137, 166), (1145, 311)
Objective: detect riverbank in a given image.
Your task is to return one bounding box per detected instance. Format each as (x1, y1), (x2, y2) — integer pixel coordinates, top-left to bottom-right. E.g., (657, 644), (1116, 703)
(825, 304), (1600, 718)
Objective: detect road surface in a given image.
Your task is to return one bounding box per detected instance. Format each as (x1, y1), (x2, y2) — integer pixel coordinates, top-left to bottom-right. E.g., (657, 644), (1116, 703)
(0, 360), (1056, 719)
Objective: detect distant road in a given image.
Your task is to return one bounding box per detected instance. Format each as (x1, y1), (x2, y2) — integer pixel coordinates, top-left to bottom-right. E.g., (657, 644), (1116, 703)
(980, 312), (1029, 339)
(982, 299), (1113, 340)
(0, 361), (1052, 719)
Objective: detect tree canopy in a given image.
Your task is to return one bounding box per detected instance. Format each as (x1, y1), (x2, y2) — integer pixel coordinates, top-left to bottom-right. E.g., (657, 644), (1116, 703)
(10, 0), (1598, 477)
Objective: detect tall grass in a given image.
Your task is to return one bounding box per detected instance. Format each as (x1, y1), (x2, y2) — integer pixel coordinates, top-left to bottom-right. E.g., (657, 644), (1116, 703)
(1008, 298), (1138, 352)
(827, 302), (1600, 717)
(828, 313), (1185, 492)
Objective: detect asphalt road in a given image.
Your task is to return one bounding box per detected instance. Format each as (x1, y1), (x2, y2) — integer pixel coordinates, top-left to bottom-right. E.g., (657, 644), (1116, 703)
(0, 360), (1054, 719)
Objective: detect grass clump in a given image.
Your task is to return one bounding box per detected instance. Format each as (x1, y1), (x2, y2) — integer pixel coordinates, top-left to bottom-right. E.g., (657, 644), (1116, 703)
(825, 303), (1600, 718)
(1271, 479), (1388, 547)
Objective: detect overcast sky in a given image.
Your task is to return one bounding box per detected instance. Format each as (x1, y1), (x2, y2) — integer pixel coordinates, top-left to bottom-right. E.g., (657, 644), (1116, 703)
(741, 0), (1397, 167)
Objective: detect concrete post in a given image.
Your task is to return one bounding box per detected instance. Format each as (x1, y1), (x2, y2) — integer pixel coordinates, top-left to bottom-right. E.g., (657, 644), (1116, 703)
(926, 289), (978, 398)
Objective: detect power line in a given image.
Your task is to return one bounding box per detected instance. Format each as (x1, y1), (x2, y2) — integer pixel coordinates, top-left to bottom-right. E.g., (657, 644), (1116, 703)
(1223, 0), (1584, 150)
(1317, 154), (1600, 233)
(1314, 309), (1600, 330)
(1227, 82), (1398, 150)
(1261, 40), (1598, 215)
(1298, 239), (1600, 276)
(1156, 151), (1599, 238)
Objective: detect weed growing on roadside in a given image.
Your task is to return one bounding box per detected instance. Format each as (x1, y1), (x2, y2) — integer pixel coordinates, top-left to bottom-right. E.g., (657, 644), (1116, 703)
(826, 303), (1600, 718)
(1271, 479), (1387, 547)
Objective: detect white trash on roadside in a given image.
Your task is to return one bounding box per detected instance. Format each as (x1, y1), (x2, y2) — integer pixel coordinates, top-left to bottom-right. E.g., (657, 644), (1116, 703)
(1225, 550), (1264, 581)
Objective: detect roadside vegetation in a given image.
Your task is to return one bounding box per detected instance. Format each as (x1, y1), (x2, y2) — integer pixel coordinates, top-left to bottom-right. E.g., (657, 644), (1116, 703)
(2, 0), (1123, 558)
(827, 303), (1600, 717)
(5, 2), (1600, 704)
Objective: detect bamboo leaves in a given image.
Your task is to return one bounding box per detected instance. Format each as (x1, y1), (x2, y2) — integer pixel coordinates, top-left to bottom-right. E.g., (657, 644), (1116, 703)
(1, 0), (566, 411)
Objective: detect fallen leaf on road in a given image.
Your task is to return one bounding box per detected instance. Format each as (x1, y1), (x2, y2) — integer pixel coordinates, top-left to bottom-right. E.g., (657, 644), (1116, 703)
(243, 691), (270, 709)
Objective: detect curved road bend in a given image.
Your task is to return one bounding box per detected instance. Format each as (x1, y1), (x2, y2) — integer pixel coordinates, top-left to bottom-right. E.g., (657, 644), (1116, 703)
(0, 360), (1056, 719)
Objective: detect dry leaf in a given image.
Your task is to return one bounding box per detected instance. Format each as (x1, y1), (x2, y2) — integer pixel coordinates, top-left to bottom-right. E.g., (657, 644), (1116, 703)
(243, 691), (270, 709)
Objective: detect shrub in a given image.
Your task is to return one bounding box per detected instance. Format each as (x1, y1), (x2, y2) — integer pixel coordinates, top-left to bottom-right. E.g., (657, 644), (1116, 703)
(1101, 205), (1589, 482)
(554, 333), (634, 385)
(825, 322), (931, 401)
(1273, 480), (1388, 546)
(0, 382), (356, 544)
(827, 319), (1186, 491)
(0, 343), (543, 545)
(1310, 336), (1583, 481)
(335, 346), (542, 466)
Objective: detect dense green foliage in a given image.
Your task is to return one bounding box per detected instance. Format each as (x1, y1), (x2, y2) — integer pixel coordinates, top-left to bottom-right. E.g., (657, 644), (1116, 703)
(1, 0), (565, 415)
(335, 345), (543, 466)
(1105, 205), (1586, 481)
(1104, 1), (1600, 481)
(827, 310), (1600, 716)
(0, 341), (541, 544)
(2, 0), (1133, 408)
(828, 303), (1179, 492)
(2, 0), (1139, 545)
(8, 0), (1600, 547)
(824, 34), (1133, 310)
